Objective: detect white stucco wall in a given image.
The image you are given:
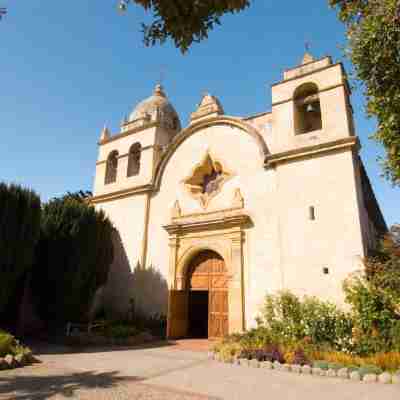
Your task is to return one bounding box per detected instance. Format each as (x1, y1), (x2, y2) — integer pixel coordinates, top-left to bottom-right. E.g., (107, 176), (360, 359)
(274, 149), (365, 307)
(93, 122), (367, 327)
(147, 124), (283, 328)
(94, 194), (147, 315)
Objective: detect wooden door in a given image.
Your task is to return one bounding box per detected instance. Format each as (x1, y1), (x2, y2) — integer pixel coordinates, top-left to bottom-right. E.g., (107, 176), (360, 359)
(188, 250), (228, 338)
(167, 290), (188, 339)
(208, 290), (228, 338)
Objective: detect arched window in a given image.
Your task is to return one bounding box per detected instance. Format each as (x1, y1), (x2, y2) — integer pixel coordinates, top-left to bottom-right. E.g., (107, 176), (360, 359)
(105, 151), (119, 184)
(127, 142), (141, 177)
(294, 83), (322, 134)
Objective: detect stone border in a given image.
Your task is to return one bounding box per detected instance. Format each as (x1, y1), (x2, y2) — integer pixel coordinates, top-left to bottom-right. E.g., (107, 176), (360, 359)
(208, 353), (400, 385)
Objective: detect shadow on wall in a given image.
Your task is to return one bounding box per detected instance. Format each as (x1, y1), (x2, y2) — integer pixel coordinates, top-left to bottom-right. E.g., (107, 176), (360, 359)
(92, 230), (168, 320)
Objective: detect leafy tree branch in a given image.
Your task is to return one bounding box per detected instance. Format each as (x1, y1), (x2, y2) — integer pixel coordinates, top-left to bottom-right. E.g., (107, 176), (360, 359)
(330, 0), (400, 185)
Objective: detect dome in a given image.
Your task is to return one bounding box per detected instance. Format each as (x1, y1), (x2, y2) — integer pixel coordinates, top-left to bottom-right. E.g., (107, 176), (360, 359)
(128, 84), (181, 132)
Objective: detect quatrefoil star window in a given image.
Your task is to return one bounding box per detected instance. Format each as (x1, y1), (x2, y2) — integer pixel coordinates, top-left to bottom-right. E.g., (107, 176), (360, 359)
(183, 152), (233, 209)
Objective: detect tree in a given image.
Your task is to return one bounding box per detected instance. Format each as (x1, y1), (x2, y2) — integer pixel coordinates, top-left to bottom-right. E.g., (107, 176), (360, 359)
(31, 196), (114, 327)
(344, 234), (400, 353)
(119, 0), (251, 53)
(0, 183), (41, 315)
(60, 190), (92, 202)
(390, 224), (400, 246)
(330, 0), (400, 185)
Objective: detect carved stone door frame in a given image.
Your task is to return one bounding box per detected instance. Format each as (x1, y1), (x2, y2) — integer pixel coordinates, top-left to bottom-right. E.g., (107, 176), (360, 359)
(164, 208), (250, 336)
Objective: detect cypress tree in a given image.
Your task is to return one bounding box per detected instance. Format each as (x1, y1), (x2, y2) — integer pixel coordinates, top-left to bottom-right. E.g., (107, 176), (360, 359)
(31, 197), (114, 327)
(0, 183), (41, 315)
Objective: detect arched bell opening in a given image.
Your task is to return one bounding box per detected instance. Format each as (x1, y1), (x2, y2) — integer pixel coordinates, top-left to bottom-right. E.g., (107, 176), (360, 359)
(294, 82), (322, 134)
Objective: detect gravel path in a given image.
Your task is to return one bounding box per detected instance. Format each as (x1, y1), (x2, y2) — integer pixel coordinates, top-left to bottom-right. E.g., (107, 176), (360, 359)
(1, 343), (399, 399)
(0, 360), (215, 399)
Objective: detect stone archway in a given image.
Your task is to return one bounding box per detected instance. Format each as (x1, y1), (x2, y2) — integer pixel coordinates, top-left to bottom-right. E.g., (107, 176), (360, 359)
(165, 207), (250, 339)
(186, 250), (228, 339)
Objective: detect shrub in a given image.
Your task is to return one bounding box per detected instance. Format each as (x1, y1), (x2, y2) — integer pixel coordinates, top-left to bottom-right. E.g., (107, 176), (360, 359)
(344, 275), (400, 354)
(129, 310), (167, 338)
(311, 351), (360, 367)
(293, 348), (309, 366)
(358, 365), (383, 378)
(265, 344), (285, 363)
(31, 196), (114, 327)
(0, 329), (30, 357)
(284, 350), (295, 364)
(0, 330), (15, 356)
(217, 341), (242, 362)
(0, 183), (41, 314)
(105, 324), (139, 339)
(344, 236), (400, 354)
(259, 291), (353, 350)
(313, 360), (330, 370)
(363, 352), (400, 372)
(239, 348), (256, 360)
(390, 321), (400, 351)
(308, 350), (400, 372)
(234, 327), (275, 350)
(327, 362), (343, 371)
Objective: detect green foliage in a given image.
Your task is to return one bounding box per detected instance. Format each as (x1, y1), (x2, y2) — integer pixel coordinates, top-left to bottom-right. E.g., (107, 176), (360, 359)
(59, 190), (93, 202)
(0, 329), (30, 357)
(358, 364), (383, 377)
(212, 340), (242, 362)
(259, 291), (353, 350)
(327, 362), (344, 370)
(313, 360), (330, 370)
(119, 0), (251, 52)
(233, 327), (276, 350)
(0, 330), (15, 357)
(31, 196), (114, 327)
(0, 183), (41, 314)
(330, 0), (400, 185)
(344, 236), (400, 354)
(104, 324), (139, 339)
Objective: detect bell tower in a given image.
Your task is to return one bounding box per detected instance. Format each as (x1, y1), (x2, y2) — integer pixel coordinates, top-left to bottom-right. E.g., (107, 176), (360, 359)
(92, 84), (181, 199)
(271, 53), (355, 154)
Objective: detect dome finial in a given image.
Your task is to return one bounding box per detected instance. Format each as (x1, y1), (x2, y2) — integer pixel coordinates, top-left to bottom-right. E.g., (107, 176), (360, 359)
(154, 83), (166, 98)
(302, 42), (315, 64)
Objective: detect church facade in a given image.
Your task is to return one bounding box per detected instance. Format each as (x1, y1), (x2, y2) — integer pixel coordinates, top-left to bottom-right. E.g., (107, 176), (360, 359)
(90, 54), (386, 339)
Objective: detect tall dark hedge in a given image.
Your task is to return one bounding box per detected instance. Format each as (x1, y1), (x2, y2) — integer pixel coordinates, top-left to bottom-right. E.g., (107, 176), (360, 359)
(31, 197), (114, 326)
(0, 183), (41, 314)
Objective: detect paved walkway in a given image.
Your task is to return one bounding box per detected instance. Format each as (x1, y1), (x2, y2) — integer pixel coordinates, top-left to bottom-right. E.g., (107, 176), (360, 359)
(1, 342), (399, 399)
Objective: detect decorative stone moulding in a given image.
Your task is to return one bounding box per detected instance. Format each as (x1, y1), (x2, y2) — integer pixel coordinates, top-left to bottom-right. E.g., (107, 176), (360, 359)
(190, 93), (224, 123)
(171, 200), (182, 219)
(182, 151), (234, 210)
(121, 114), (151, 133)
(99, 125), (110, 143)
(231, 188), (244, 209)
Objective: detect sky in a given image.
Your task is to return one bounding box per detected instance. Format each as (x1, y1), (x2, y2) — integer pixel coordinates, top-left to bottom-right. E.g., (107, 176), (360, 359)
(1, 1), (398, 226)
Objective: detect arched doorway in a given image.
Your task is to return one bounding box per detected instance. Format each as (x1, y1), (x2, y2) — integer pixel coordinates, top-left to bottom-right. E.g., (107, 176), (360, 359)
(167, 249), (229, 339)
(187, 250), (228, 338)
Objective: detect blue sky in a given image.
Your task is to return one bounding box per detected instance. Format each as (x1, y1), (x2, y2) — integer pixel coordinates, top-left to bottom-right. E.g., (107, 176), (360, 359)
(1, 1), (398, 225)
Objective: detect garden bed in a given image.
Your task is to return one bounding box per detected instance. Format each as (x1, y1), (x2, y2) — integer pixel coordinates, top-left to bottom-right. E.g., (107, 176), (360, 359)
(211, 288), (400, 385)
(0, 330), (38, 371)
(64, 322), (156, 347)
(210, 351), (400, 384)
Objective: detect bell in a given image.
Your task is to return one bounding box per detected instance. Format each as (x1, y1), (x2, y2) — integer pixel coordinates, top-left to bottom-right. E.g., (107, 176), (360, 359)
(306, 103), (316, 113)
